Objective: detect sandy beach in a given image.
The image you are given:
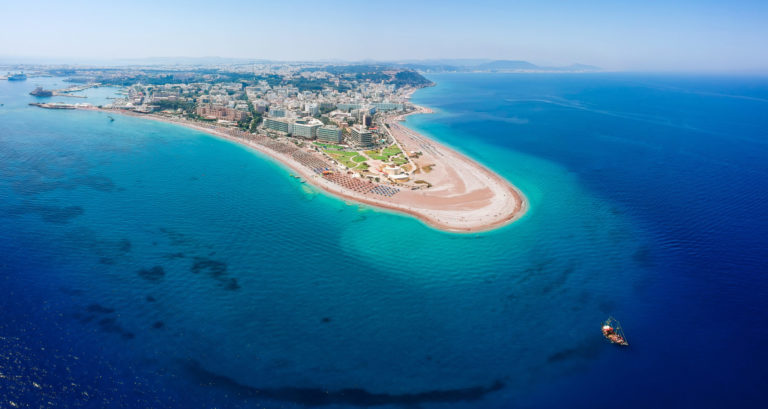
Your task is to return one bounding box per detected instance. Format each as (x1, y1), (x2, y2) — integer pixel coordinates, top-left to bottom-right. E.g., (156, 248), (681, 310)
(381, 108), (527, 231)
(83, 102), (527, 233)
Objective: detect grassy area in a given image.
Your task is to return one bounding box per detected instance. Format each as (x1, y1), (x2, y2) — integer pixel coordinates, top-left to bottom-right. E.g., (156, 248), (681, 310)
(365, 144), (406, 163)
(325, 149), (353, 156)
(392, 157), (408, 166)
(325, 149), (368, 169)
(364, 150), (387, 161)
(382, 146), (402, 156)
(314, 142), (345, 150)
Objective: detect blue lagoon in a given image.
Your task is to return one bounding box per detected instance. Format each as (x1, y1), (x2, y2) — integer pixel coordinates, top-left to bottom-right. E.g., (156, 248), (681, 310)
(1, 73), (767, 408)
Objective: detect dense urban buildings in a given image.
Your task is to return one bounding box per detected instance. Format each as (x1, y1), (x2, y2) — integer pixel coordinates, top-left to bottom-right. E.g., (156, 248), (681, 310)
(17, 62), (437, 185)
(196, 104), (248, 122)
(61, 63), (430, 148)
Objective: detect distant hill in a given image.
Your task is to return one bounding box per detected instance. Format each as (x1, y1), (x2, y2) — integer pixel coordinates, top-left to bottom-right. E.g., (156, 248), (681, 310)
(299, 65), (434, 89)
(475, 60), (541, 71)
(395, 59), (493, 67)
(541, 63), (602, 72)
(394, 59), (601, 73)
(398, 64), (462, 73)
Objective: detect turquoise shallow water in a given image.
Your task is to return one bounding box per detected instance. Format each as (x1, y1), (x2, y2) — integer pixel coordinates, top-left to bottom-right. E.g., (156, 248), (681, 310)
(1, 74), (766, 408)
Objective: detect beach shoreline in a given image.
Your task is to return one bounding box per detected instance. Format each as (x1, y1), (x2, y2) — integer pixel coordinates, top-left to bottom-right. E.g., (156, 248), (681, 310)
(78, 94), (527, 233)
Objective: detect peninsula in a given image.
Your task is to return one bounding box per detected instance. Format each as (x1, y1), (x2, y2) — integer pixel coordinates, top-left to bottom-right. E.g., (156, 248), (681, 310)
(24, 63), (526, 231)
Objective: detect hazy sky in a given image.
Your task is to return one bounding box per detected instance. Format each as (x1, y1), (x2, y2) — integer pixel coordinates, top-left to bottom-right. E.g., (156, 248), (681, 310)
(2, 0), (767, 71)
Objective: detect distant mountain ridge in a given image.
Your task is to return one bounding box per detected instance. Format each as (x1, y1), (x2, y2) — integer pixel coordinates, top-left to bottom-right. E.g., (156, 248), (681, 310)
(395, 59), (601, 73)
(476, 60), (540, 70)
(0, 56), (600, 74)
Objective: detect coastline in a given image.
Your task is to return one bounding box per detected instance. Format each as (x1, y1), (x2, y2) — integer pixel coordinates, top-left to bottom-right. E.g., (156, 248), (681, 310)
(78, 91), (527, 233)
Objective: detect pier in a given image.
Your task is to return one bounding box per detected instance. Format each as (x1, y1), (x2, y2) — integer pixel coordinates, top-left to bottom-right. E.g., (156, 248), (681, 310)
(29, 102), (76, 109)
(51, 83), (101, 98)
(55, 83), (100, 94)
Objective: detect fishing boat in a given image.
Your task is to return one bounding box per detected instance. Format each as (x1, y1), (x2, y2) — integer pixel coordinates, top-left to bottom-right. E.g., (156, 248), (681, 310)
(602, 317), (629, 346)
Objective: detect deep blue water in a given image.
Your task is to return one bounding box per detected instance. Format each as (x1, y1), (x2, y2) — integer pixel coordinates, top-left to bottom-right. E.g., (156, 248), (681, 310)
(1, 74), (766, 408)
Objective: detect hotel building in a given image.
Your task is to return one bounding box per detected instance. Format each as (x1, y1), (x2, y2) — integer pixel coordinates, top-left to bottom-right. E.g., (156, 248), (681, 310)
(196, 104), (249, 122)
(350, 125), (374, 148)
(317, 125), (342, 143)
(292, 119), (322, 139)
(264, 117), (292, 134)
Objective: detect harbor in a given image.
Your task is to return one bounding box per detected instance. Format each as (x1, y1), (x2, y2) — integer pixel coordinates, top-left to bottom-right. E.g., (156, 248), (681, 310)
(52, 83), (100, 97)
(28, 83), (101, 99)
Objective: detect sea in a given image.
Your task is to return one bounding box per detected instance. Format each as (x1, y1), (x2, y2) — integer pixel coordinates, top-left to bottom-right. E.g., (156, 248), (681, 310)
(1, 73), (766, 408)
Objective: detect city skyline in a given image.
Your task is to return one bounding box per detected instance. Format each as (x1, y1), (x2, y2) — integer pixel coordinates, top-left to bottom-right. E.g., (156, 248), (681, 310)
(3, 0), (768, 73)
